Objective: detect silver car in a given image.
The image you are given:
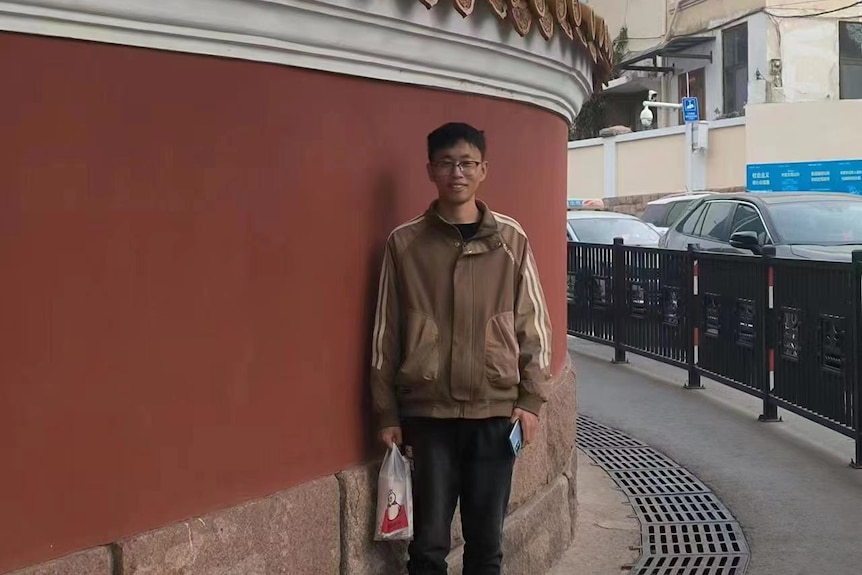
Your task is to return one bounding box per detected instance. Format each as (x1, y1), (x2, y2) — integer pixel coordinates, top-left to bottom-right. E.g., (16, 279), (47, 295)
(566, 210), (662, 246)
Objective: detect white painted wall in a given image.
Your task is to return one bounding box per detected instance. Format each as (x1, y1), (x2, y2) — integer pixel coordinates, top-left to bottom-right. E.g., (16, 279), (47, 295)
(583, 0), (667, 53)
(747, 12), (770, 104)
(616, 128), (689, 195)
(567, 140), (605, 200)
(668, 0), (766, 37)
(567, 118), (747, 198)
(765, 4), (862, 102)
(568, 101), (862, 200)
(746, 101), (862, 163)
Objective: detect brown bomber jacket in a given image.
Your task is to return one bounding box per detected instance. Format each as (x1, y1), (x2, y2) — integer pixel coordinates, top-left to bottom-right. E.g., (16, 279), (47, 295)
(370, 200), (553, 429)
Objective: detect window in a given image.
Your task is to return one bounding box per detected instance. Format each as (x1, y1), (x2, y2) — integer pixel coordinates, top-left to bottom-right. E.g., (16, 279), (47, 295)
(698, 202), (735, 241)
(730, 204), (768, 243)
(722, 24), (748, 115)
(679, 204), (706, 235)
(840, 22), (862, 100)
(770, 200), (862, 245)
(677, 69), (706, 121)
(665, 200), (697, 227)
(642, 204), (670, 227)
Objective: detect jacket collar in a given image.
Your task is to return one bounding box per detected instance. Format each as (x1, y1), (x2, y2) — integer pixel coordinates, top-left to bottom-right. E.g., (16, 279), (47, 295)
(424, 199), (499, 240)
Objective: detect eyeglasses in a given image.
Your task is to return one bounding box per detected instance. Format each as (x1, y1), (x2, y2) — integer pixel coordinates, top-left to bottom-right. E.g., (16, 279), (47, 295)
(430, 160), (483, 175)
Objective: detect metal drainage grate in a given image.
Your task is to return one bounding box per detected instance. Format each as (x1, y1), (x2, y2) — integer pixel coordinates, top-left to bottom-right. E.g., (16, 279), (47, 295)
(586, 447), (681, 471)
(630, 494), (733, 524)
(633, 554), (747, 575)
(576, 418), (647, 450)
(576, 415), (750, 575)
(610, 468), (709, 496)
(645, 522), (748, 555)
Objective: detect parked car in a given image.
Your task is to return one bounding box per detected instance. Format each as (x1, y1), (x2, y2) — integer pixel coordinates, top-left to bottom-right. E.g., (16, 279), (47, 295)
(566, 210), (661, 245)
(641, 192), (715, 235)
(659, 192), (862, 261)
(566, 211), (667, 320)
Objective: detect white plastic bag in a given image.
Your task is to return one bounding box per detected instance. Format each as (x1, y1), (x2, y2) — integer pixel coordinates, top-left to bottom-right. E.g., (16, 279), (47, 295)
(374, 444), (414, 541)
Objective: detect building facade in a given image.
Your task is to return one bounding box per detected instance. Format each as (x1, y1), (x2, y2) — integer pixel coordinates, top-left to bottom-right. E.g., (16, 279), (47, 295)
(575, 0), (668, 130)
(0, 1), (611, 574)
(591, 0), (862, 130)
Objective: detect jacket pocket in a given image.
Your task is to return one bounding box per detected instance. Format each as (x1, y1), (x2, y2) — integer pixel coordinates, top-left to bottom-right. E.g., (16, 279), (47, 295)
(484, 312), (520, 388)
(398, 312), (440, 384)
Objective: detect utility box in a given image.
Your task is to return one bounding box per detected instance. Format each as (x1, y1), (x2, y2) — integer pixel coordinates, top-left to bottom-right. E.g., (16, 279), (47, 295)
(691, 121), (710, 151)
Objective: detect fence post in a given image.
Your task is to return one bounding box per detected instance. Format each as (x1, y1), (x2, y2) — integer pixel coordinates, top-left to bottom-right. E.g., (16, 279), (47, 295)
(759, 245), (780, 423)
(685, 244), (702, 389)
(851, 251), (862, 468)
(612, 237), (627, 364)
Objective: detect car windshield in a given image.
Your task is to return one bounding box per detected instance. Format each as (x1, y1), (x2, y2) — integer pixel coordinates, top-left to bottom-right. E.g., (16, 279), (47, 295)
(569, 217), (661, 245)
(769, 199), (862, 245)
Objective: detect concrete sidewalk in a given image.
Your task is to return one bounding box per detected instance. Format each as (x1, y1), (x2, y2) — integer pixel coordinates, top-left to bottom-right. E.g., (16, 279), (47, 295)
(569, 336), (862, 575)
(548, 450), (639, 575)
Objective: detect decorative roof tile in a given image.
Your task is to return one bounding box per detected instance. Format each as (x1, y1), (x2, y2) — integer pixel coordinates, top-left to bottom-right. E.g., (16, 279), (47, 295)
(419, 0), (612, 86)
(453, 0), (475, 16)
(552, 0), (567, 26)
(508, 0), (532, 37)
(485, 0), (507, 19)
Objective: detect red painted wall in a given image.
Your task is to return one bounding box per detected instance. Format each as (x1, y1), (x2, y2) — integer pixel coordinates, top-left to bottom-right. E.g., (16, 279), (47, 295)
(0, 32), (568, 572)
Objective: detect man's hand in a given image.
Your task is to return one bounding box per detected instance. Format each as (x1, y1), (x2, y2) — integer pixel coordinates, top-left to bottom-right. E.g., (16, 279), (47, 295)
(380, 426), (403, 448)
(511, 408), (539, 446)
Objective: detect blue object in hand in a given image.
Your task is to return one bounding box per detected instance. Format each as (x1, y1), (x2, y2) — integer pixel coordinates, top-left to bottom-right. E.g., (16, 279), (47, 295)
(509, 420), (523, 457)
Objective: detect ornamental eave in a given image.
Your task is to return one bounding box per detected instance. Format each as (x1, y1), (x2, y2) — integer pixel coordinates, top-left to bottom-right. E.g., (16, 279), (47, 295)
(0, 0), (608, 121)
(421, 1), (614, 88)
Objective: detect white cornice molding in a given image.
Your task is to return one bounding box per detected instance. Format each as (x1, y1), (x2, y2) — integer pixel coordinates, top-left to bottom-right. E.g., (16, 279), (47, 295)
(0, 0), (594, 121)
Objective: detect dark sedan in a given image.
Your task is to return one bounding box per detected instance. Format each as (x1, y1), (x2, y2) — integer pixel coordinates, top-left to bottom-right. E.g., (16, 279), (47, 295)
(659, 192), (862, 261)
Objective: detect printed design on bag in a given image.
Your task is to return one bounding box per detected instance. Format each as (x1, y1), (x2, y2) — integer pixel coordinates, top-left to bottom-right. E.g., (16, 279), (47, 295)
(375, 444), (413, 541)
(380, 489), (409, 534)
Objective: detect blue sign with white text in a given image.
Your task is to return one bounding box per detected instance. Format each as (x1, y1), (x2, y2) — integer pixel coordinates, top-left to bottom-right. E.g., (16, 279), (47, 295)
(746, 160), (862, 194)
(682, 97), (699, 123)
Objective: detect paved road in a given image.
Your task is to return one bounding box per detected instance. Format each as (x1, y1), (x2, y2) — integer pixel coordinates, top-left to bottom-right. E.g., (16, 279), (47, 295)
(570, 336), (862, 575)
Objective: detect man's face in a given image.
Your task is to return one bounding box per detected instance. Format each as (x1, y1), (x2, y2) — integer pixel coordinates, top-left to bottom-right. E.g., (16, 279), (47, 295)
(426, 140), (488, 206)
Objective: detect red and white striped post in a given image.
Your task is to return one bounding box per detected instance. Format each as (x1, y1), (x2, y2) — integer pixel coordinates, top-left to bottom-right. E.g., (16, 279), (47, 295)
(759, 246), (780, 422)
(686, 245), (703, 389)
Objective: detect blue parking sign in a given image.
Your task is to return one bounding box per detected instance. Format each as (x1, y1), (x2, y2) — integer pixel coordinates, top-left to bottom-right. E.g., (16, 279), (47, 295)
(682, 97), (699, 123)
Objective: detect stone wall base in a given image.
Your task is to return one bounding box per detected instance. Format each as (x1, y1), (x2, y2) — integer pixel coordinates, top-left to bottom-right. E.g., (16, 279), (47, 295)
(8, 360), (577, 575)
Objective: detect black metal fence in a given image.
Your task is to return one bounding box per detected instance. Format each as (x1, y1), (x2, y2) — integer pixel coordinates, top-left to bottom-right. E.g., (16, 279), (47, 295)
(567, 239), (862, 467)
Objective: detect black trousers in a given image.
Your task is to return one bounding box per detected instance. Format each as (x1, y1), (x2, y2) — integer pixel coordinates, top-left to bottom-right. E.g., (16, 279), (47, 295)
(402, 417), (516, 575)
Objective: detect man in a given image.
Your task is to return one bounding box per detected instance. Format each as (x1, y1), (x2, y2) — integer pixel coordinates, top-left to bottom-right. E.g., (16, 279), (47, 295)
(370, 122), (552, 575)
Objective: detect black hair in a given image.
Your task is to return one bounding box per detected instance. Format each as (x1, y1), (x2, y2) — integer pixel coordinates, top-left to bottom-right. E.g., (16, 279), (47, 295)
(427, 122), (486, 161)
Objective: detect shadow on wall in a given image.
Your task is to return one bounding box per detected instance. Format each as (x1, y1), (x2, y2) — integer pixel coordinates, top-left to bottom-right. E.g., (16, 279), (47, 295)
(361, 170), (402, 456)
